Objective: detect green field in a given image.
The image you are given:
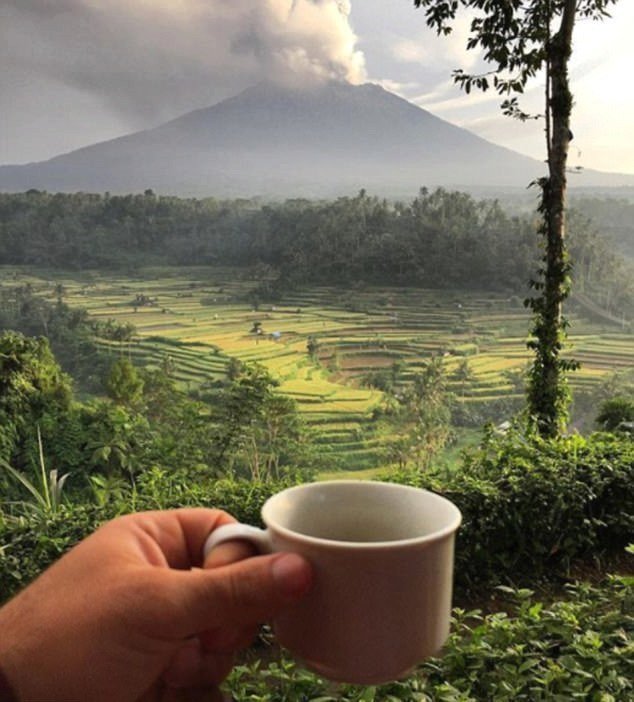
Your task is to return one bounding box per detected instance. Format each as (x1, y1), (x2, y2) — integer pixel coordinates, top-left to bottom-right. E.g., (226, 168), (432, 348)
(3, 266), (632, 472)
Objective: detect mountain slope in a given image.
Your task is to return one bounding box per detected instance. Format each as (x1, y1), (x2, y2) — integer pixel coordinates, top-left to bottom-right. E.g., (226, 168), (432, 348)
(1, 81), (632, 196)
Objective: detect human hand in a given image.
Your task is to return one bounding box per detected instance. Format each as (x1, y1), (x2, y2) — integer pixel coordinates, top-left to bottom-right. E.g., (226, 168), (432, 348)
(0, 508), (313, 701)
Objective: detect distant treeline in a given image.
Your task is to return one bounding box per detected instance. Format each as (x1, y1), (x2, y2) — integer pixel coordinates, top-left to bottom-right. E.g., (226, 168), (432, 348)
(570, 195), (634, 260)
(0, 188), (630, 307)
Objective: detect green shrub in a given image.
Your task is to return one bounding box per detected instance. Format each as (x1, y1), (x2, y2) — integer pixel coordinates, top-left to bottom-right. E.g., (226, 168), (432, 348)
(0, 470), (290, 603)
(1, 432), (632, 602)
(130, 468), (290, 526)
(596, 396), (634, 432)
(0, 503), (113, 600)
(1, 434), (632, 701)
(226, 577), (633, 701)
(395, 430), (633, 591)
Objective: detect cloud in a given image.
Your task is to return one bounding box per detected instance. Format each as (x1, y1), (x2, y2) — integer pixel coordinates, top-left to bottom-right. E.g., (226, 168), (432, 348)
(390, 12), (478, 71)
(0, 0), (366, 126)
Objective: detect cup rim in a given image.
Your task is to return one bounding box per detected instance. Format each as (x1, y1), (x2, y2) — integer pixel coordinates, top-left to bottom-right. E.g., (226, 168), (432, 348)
(261, 480), (462, 549)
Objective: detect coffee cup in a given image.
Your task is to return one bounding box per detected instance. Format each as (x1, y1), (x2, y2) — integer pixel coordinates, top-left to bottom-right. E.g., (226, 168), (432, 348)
(204, 480), (461, 685)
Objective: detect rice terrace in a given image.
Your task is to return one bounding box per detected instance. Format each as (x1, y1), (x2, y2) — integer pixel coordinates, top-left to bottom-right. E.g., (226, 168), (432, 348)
(4, 265), (632, 475)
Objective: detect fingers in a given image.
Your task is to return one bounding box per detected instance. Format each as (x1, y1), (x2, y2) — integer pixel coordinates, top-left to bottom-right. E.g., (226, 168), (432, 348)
(204, 540), (258, 569)
(106, 508), (239, 569)
(168, 552), (313, 636)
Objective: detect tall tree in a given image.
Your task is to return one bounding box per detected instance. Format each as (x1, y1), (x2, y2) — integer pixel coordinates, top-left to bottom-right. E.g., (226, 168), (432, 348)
(385, 357), (452, 471)
(105, 358), (144, 407)
(413, 0), (617, 436)
(211, 363), (312, 480)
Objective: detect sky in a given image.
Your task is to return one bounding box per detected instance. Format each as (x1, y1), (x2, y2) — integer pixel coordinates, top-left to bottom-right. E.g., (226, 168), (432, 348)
(1, 0), (632, 174)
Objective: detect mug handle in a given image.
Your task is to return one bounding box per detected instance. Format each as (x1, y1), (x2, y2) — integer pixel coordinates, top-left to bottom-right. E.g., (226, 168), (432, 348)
(203, 523), (273, 561)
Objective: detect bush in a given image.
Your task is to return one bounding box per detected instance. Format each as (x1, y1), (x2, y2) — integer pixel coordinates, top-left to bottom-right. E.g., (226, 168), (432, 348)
(596, 396), (634, 431)
(398, 430), (634, 591)
(0, 503), (113, 600)
(0, 470), (291, 603)
(1, 432), (632, 602)
(227, 577), (633, 701)
(1, 434), (632, 701)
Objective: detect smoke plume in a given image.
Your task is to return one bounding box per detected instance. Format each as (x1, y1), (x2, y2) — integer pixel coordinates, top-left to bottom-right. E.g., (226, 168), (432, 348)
(0, 0), (366, 124)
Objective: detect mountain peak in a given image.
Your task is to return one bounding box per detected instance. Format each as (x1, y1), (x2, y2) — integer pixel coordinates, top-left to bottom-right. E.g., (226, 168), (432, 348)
(1, 82), (631, 197)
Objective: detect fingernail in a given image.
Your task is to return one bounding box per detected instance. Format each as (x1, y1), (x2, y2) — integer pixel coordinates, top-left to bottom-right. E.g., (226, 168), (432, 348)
(271, 553), (312, 599)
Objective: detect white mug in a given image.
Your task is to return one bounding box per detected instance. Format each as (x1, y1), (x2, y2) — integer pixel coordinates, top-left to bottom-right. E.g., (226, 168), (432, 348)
(204, 480), (461, 685)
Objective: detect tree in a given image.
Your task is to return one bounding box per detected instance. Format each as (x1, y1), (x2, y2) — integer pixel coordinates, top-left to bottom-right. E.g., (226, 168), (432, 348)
(306, 336), (320, 359)
(386, 357), (452, 471)
(105, 358), (144, 406)
(453, 358), (474, 397)
(211, 363), (311, 480)
(0, 331), (72, 469)
(412, 0), (617, 436)
(227, 357), (243, 381)
(596, 396), (634, 432)
(83, 401), (147, 478)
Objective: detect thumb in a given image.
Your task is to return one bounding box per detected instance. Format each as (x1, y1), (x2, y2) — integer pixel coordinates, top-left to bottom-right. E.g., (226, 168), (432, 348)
(168, 553), (313, 636)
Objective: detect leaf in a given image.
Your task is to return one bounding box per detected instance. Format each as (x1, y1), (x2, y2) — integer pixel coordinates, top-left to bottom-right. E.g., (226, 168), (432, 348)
(519, 658), (540, 673)
(52, 472), (71, 507)
(1, 460), (47, 509)
(36, 425), (51, 509)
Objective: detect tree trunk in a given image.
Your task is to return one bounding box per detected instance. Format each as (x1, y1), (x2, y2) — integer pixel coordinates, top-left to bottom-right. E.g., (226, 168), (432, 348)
(528, 0), (577, 437)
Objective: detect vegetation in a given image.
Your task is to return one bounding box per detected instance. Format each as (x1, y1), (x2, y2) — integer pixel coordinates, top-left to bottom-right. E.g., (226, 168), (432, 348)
(2, 266), (632, 472)
(0, 190), (631, 318)
(413, 0), (619, 438)
(571, 194), (634, 260)
(0, 182), (632, 698)
(1, 425), (632, 697)
(596, 396), (634, 432)
(0, 330), (314, 519)
(227, 577), (632, 701)
(4, 422), (631, 602)
(0, 331), (631, 700)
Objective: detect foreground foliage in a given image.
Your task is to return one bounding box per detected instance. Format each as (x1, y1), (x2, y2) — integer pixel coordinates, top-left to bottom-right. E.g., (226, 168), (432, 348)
(398, 429), (634, 590)
(1, 327), (631, 699)
(2, 429), (631, 602)
(1, 423), (631, 701)
(226, 577), (632, 701)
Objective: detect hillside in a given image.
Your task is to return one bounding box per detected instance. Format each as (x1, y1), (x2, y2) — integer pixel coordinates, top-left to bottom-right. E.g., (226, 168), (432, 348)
(3, 81), (633, 197)
(3, 266), (632, 471)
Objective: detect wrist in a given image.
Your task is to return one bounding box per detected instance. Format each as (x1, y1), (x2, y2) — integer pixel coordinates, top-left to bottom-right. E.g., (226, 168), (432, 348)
(0, 597), (29, 702)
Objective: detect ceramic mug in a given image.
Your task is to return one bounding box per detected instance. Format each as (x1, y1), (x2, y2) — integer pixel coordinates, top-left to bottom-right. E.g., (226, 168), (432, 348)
(204, 480), (461, 685)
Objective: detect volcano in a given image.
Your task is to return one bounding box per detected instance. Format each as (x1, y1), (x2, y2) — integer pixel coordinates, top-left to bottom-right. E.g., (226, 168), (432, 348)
(1, 80), (632, 197)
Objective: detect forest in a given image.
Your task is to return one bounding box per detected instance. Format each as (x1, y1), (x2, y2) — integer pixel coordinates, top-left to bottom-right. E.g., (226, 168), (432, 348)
(0, 189), (632, 319)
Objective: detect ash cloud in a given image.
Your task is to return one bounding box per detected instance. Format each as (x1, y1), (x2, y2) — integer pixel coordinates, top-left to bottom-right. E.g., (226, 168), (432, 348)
(0, 0), (366, 126)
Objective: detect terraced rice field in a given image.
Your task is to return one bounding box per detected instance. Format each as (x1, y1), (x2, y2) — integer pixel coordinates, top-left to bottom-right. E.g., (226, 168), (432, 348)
(2, 266), (632, 471)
